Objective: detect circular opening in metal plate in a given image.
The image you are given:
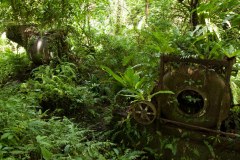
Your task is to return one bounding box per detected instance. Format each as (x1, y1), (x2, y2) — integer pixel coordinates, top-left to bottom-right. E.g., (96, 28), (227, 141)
(177, 89), (204, 115)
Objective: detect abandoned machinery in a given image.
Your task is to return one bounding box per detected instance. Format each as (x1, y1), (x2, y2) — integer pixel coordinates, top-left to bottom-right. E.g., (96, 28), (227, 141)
(6, 24), (68, 65)
(130, 55), (238, 135)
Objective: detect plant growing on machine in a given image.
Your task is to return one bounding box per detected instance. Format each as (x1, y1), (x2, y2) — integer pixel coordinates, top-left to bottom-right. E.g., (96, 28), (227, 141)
(102, 66), (173, 101)
(102, 66), (173, 125)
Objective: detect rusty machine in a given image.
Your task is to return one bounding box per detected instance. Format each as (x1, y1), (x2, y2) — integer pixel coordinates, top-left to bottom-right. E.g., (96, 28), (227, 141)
(6, 24), (68, 65)
(129, 55), (240, 159)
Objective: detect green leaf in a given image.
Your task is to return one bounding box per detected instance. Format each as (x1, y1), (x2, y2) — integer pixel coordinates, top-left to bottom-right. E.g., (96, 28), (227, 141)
(113, 148), (119, 155)
(223, 45), (240, 58)
(134, 77), (146, 90)
(148, 90), (174, 101)
(1, 133), (12, 140)
(122, 55), (134, 66)
(36, 136), (51, 147)
(204, 140), (215, 158)
(10, 150), (26, 155)
(209, 42), (221, 58)
(101, 66), (126, 87)
(165, 143), (177, 155)
(193, 148), (200, 157)
(211, 23), (221, 40)
(123, 67), (139, 88)
(40, 146), (53, 160)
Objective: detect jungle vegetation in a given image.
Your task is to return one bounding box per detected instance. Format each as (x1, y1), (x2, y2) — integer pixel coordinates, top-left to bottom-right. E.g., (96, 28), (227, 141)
(0, 0), (239, 159)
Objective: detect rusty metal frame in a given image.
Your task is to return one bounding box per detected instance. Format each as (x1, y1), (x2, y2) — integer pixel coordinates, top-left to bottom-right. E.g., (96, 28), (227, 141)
(157, 55), (236, 131)
(159, 117), (240, 138)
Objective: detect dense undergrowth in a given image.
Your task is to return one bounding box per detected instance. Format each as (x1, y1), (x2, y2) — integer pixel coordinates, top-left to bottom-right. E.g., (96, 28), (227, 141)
(1, 34), (240, 160)
(0, 0), (240, 159)
(0, 50), (148, 160)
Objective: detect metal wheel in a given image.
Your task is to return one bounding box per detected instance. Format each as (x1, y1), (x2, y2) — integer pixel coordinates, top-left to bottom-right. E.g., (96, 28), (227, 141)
(130, 101), (157, 125)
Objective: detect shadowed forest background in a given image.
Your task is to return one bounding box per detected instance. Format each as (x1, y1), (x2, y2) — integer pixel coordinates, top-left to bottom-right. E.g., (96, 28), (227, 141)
(0, 0), (239, 159)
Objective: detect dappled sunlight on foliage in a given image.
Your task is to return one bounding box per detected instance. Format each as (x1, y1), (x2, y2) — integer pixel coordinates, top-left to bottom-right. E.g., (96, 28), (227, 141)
(0, 0), (239, 159)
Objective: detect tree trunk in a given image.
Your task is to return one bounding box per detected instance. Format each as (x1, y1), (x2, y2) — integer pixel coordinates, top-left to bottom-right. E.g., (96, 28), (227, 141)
(190, 0), (199, 29)
(145, 0), (150, 23)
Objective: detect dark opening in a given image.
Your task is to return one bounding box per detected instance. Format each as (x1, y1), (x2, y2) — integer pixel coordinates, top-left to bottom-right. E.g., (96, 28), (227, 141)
(177, 90), (204, 115)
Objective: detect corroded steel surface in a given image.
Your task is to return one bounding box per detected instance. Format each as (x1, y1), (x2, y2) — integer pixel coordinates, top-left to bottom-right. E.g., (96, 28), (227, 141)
(155, 55), (235, 129)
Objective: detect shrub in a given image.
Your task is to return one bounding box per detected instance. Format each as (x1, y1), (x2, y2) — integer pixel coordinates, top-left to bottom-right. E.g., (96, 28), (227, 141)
(20, 62), (98, 118)
(0, 51), (31, 85)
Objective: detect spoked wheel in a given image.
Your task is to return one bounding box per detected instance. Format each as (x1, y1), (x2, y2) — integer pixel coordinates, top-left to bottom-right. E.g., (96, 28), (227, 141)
(130, 101), (157, 125)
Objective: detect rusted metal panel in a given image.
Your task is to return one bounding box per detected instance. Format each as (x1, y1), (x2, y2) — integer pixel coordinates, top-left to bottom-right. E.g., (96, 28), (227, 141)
(154, 55), (234, 129)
